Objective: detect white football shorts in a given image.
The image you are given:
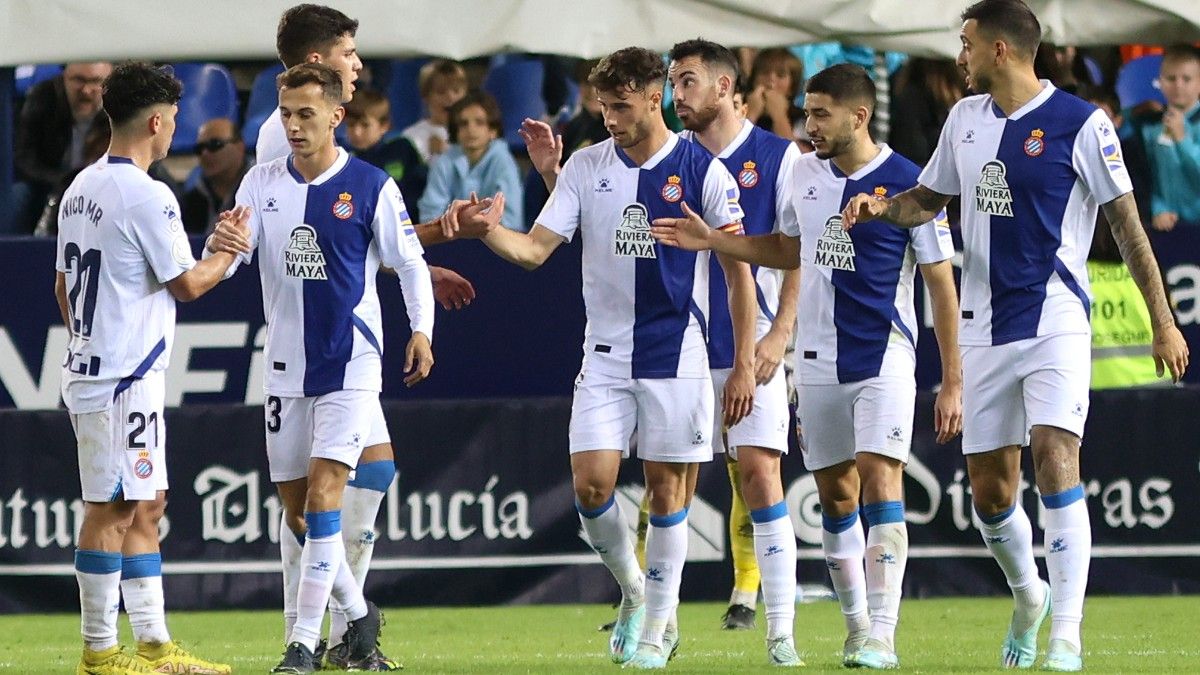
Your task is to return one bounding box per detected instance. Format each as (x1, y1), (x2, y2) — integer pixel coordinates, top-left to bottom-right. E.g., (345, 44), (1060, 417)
(798, 372), (917, 473)
(710, 366), (790, 458)
(71, 370), (168, 502)
(265, 389), (378, 482)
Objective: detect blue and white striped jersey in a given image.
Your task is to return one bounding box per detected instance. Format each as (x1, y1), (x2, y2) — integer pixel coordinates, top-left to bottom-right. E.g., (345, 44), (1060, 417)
(536, 133), (745, 379)
(229, 148), (434, 397)
(783, 145), (954, 384)
(920, 82), (1132, 346)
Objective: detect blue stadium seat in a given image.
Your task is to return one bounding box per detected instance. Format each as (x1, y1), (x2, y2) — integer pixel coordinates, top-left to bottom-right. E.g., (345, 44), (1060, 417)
(170, 62), (239, 154)
(242, 63), (285, 149)
(1116, 55), (1166, 110)
(385, 58), (429, 134)
(14, 64), (63, 96)
(483, 55), (547, 154)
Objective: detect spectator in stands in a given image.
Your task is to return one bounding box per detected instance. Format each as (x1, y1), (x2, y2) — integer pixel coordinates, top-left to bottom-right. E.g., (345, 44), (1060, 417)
(560, 59), (609, 161)
(1138, 45), (1200, 231)
(888, 58), (965, 166)
(745, 48), (805, 142)
(180, 118), (251, 234)
(12, 61), (113, 233)
(344, 89), (428, 220)
(419, 91), (523, 231)
(402, 59), (467, 163)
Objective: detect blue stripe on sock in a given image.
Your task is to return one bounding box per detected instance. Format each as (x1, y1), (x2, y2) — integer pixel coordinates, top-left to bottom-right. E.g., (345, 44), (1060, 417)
(862, 501), (905, 527)
(121, 553), (162, 580)
(649, 508), (689, 528)
(750, 501), (788, 524)
(975, 502), (1017, 525)
(304, 510), (342, 539)
(75, 549), (122, 575)
(1041, 484), (1086, 509)
(575, 494), (615, 519)
(821, 511), (858, 534)
(348, 460), (396, 493)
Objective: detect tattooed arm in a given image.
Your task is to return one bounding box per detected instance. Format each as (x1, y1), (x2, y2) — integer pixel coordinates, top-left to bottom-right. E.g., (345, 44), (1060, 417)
(841, 184), (953, 230)
(1102, 192), (1190, 381)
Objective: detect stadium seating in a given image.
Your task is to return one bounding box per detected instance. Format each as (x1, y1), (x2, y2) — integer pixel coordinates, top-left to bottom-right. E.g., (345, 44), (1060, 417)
(13, 63), (62, 96)
(242, 62), (285, 149)
(483, 55), (547, 154)
(170, 62), (240, 154)
(384, 58), (429, 134)
(1116, 54), (1166, 109)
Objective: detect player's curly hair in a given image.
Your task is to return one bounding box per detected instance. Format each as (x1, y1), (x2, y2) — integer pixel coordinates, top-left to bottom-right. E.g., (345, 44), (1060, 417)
(276, 62), (345, 108)
(102, 62), (183, 128)
(588, 47), (667, 95)
(276, 3), (359, 68)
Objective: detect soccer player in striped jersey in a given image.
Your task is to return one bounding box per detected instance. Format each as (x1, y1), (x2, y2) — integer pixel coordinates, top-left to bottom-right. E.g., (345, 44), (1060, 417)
(57, 62), (236, 675)
(651, 63), (964, 670)
(210, 63), (435, 673)
(841, 1), (1188, 670)
(464, 47), (755, 669)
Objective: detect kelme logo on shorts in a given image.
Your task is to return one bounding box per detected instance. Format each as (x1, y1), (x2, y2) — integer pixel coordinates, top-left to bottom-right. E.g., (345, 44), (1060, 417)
(284, 225), (328, 280)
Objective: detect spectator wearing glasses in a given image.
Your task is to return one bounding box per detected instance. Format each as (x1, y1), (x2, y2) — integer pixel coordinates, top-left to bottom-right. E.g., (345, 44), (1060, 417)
(12, 61), (113, 233)
(181, 118), (251, 234)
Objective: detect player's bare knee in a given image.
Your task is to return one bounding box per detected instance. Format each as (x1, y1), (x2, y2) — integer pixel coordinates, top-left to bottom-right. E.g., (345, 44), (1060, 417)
(858, 454), (904, 503)
(572, 476), (613, 510)
(359, 442), (393, 464)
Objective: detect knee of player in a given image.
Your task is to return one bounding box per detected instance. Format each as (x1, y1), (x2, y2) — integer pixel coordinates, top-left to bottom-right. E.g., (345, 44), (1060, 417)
(970, 489), (1017, 517)
(736, 461), (781, 503)
(135, 494), (168, 524)
(572, 479), (614, 511)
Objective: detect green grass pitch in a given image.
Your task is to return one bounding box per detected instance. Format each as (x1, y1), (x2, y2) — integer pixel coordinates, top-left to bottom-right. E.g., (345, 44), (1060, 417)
(1, 597), (1196, 672)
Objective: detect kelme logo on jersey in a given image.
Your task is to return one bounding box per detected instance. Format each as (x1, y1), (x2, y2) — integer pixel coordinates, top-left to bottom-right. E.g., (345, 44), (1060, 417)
(614, 204), (656, 258)
(737, 160), (759, 188)
(284, 225), (328, 280)
(815, 215), (856, 271)
(975, 160), (1013, 217)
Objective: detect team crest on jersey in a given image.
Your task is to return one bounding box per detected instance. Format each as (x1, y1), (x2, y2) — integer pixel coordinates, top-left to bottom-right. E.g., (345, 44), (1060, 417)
(815, 215), (856, 271)
(974, 160), (1014, 217)
(873, 186), (888, 199)
(332, 192), (354, 220)
(134, 452), (153, 479)
(614, 203), (656, 258)
(285, 225), (328, 280)
(661, 175), (683, 203)
(1024, 128), (1045, 157)
(737, 161), (759, 189)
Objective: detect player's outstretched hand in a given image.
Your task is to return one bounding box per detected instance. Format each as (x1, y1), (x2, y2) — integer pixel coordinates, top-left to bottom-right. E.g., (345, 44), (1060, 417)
(1153, 324), (1190, 382)
(443, 191), (505, 239)
(207, 205), (252, 255)
(430, 265), (476, 310)
(933, 379), (963, 444)
(754, 328), (788, 385)
(651, 202), (712, 251)
(404, 332), (434, 387)
(722, 364), (755, 428)
(841, 193), (887, 230)
(519, 118), (562, 178)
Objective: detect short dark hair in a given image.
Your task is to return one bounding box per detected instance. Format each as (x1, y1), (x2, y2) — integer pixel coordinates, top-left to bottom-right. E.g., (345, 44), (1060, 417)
(276, 4), (359, 68)
(102, 61), (183, 128)
(805, 63), (877, 111)
(588, 47), (667, 95)
(962, 0), (1042, 61)
(344, 89), (391, 125)
(668, 39), (740, 82)
(1162, 44), (1200, 68)
(447, 90), (503, 143)
(276, 62), (344, 108)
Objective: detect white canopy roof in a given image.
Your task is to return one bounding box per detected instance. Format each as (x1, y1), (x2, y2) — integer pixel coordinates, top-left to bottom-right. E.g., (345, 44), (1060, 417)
(3, 0), (1199, 66)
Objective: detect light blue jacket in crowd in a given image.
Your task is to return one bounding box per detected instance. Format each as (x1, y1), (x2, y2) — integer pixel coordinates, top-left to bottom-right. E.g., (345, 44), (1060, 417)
(418, 139), (525, 232)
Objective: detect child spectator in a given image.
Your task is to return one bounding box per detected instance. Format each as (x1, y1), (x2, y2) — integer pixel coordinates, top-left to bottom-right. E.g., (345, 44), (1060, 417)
(419, 90), (523, 231)
(402, 59), (467, 162)
(745, 48), (806, 142)
(1136, 45), (1200, 230)
(344, 89), (428, 221)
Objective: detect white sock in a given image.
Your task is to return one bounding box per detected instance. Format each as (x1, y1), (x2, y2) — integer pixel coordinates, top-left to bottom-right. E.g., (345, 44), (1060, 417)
(120, 553), (170, 645)
(291, 511), (346, 651)
(862, 502), (908, 652)
(75, 550), (122, 651)
(280, 516), (303, 644)
(978, 502), (1045, 628)
(578, 496), (643, 600)
(642, 509), (689, 649)
(333, 462), (392, 645)
(751, 502), (797, 640)
(1042, 485), (1090, 652)
(822, 511), (869, 635)
(330, 548), (368, 623)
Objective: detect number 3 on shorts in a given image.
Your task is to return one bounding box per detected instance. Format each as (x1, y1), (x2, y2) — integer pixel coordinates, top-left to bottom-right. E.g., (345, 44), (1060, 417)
(266, 395), (282, 433)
